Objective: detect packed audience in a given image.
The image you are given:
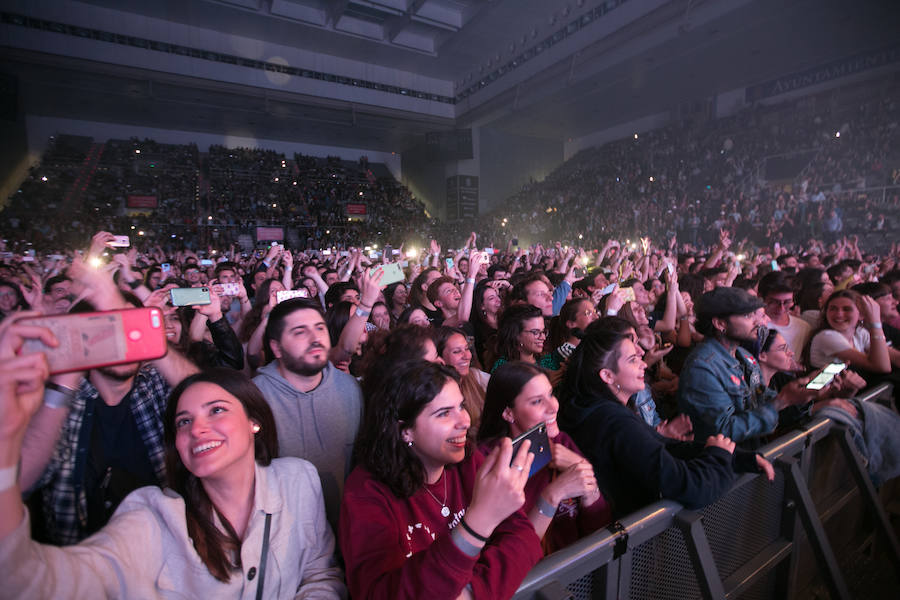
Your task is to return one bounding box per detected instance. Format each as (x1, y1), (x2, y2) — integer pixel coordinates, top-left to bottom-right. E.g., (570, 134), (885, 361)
(0, 219), (898, 597)
(0, 76), (899, 598)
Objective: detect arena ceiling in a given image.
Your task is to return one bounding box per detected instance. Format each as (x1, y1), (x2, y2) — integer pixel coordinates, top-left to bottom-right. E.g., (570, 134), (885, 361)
(2, 0), (899, 153)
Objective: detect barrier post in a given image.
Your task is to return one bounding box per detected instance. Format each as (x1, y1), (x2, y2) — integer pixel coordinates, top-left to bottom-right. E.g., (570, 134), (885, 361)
(833, 424), (900, 581)
(675, 511), (726, 600)
(776, 456), (851, 600)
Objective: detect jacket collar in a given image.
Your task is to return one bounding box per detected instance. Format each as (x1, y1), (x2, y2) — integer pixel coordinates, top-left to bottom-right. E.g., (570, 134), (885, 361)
(253, 461), (284, 515)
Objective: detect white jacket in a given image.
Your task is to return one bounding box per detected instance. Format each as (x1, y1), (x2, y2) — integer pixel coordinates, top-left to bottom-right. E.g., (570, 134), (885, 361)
(0, 458), (346, 599)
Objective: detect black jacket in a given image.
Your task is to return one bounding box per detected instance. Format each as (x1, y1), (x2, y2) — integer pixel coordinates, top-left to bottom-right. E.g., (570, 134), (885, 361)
(559, 390), (758, 518)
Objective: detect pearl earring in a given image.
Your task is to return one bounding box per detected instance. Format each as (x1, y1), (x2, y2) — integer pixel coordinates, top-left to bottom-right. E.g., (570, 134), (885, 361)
(407, 440), (413, 447)
(252, 424), (261, 433)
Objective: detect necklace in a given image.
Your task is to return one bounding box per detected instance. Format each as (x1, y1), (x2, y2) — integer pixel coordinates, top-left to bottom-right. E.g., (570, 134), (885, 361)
(424, 472), (451, 517)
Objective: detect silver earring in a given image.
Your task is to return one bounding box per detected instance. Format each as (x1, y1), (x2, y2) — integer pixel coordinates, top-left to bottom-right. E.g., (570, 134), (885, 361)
(407, 440), (413, 447)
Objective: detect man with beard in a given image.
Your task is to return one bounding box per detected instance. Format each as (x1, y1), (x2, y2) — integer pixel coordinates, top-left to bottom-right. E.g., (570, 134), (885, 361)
(254, 297), (362, 528)
(678, 287), (815, 448)
(21, 262), (199, 545)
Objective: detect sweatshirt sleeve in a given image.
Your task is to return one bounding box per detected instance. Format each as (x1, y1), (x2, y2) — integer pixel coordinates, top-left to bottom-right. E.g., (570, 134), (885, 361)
(0, 502), (161, 599)
(469, 509), (542, 599)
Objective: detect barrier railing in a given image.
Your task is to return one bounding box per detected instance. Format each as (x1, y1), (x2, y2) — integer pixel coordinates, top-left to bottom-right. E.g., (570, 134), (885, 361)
(513, 383), (899, 600)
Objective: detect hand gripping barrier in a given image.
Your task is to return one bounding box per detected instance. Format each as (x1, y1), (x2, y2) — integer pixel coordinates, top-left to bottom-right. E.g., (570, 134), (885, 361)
(513, 383), (899, 600)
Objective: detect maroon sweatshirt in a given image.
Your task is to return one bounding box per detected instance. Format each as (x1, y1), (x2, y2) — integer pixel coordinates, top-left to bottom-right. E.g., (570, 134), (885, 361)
(480, 432), (612, 554)
(339, 451), (542, 600)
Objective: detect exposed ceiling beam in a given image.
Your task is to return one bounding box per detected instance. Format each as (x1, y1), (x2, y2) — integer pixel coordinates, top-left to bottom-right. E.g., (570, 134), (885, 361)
(327, 0), (350, 26)
(384, 0), (427, 42)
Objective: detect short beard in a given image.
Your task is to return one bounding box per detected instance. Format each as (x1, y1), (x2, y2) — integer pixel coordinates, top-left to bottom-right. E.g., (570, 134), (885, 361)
(96, 362), (141, 382)
(280, 348), (327, 377)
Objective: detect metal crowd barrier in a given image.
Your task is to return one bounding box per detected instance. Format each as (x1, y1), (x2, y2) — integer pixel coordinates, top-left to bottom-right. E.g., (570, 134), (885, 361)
(513, 383), (900, 600)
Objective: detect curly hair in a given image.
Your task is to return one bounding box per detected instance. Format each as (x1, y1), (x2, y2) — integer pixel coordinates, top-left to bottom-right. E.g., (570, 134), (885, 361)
(353, 360), (461, 498)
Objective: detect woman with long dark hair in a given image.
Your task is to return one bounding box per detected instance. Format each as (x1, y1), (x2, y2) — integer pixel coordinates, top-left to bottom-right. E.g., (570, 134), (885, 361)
(558, 329), (772, 517)
(341, 360), (542, 600)
(489, 304), (561, 373)
(0, 367), (345, 597)
(477, 361), (611, 554)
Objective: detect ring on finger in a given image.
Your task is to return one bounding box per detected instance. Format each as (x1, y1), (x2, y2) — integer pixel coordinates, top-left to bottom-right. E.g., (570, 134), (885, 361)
(513, 464), (524, 472)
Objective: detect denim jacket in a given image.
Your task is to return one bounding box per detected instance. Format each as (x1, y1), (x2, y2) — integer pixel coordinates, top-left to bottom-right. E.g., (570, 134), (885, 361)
(678, 338), (778, 446)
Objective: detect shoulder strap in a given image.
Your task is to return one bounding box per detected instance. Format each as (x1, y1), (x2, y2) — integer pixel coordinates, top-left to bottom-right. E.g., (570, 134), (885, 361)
(255, 513), (272, 600)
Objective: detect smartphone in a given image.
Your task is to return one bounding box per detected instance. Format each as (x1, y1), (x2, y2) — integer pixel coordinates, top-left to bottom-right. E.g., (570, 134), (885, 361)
(384, 244), (392, 258)
(369, 262), (406, 286)
(19, 308), (168, 375)
(108, 235), (130, 248)
(161, 263), (171, 273)
(445, 257), (454, 270)
(276, 289), (309, 303)
(621, 287), (636, 303)
(323, 249), (332, 256)
(170, 287), (211, 306)
(654, 332), (673, 349)
(666, 262), (676, 275)
(199, 259), (214, 266)
(599, 283), (617, 296)
(220, 282), (242, 296)
(806, 362), (848, 390)
(510, 422), (552, 478)
(771, 260), (780, 272)
(21, 256), (35, 262)
(483, 248), (495, 255)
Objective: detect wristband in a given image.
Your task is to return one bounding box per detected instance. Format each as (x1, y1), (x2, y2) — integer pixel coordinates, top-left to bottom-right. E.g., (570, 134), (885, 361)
(355, 306), (371, 318)
(459, 518), (489, 542)
(537, 495), (558, 518)
(867, 322), (883, 329)
(126, 280), (141, 290)
(44, 381), (78, 409)
(465, 278), (476, 284)
(0, 465), (18, 492)
(606, 309), (619, 316)
(451, 527), (481, 557)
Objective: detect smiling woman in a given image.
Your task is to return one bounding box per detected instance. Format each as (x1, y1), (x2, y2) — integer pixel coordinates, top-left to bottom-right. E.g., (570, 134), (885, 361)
(0, 367), (346, 598)
(341, 360), (542, 600)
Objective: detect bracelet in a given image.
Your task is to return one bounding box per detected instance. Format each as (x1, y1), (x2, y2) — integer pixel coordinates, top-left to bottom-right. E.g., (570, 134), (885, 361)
(465, 278), (476, 284)
(537, 495), (558, 518)
(867, 322), (883, 329)
(606, 309), (619, 316)
(355, 306), (371, 318)
(450, 526), (481, 557)
(44, 381), (78, 409)
(0, 465), (18, 492)
(459, 518), (489, 542)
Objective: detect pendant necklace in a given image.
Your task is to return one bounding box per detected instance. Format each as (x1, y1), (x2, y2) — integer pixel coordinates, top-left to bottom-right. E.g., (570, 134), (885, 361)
(425, 473), (451, 517)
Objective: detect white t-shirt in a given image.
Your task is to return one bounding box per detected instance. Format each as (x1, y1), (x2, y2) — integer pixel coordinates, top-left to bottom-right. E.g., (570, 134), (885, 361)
(808, 327), (870, 368)
(771, 315), (812, 357)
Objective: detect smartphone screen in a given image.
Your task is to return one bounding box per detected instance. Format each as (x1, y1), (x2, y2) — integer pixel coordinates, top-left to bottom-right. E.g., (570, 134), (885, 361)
(20, 308), (167, 374)
(108, 235), (130, 248)
(445, 258), (454, 270)
(510, 422), (552, 478)
(806, 362), (847, 390)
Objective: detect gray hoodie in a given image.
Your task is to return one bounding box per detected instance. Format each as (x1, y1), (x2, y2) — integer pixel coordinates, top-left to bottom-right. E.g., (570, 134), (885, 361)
(253, 361), (362, 530)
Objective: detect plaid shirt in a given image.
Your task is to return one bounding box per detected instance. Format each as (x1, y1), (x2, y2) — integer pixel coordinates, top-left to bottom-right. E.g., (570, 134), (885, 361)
(35, 366), (170, 545)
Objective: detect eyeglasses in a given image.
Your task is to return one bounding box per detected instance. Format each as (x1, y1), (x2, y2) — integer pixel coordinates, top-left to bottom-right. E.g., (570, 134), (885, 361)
(579, 308), (597, 317)
(524, 329), (547, 338)
(765, 298), (793, 308)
